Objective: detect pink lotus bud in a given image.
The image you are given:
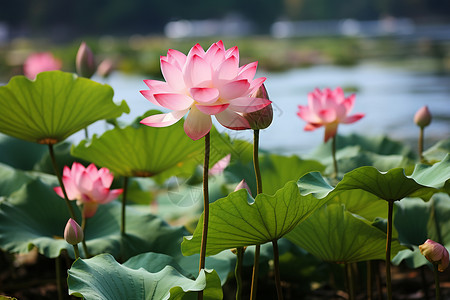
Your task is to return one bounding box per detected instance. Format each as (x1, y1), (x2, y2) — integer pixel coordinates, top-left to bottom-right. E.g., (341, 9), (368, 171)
(243, 84), (273, 130)
(414, 106), (432, 128)
(234, 179), (252, 196)
(64, 218), (84, 245)
(97, 59), (114, 78)
(76, 42), (96, 78)
(419, 239), (449, 272)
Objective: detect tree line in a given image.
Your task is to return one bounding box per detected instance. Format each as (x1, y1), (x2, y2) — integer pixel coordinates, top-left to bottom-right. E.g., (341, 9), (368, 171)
(1, 0), (449, 37)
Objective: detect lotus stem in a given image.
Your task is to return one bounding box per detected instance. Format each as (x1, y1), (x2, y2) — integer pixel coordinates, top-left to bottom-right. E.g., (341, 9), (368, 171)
(418, 127), (424, 162)
(433, 263), (441, 300)
(48, 144), (77, 220)
(235, 247), (244, 300)
(331, 135), (338, 178)
(84, 127), (89, 140)
(272, 239), (283, 300)
(73, 244), (80, 259)
(251, 129), (263, 300)
(253, 130), (262, 194)
(385, 200), (394, 300)
(121, 177), (129, 236)
(250, 245), (260, 300)
(80, 212), (90, 258)
(198, 132), (210, 300)
(345, 263), (355, 300)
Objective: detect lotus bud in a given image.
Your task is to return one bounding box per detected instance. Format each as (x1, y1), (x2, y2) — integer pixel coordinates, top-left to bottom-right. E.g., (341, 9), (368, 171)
(64, 218), (84, 245)
(243, 84), (273, 130)
(97, 59), (114, 78)
(419, 239), (449, 272)
(414, 106), (432, 128)
(76, 42), (96, 78)
(234, 179), (252, 196)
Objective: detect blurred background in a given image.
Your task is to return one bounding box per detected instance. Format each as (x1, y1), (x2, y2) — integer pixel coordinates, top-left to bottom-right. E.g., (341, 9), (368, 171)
(0, 0), (449, 153)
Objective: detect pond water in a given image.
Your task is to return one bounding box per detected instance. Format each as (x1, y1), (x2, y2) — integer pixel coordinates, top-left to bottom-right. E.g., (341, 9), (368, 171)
(74, 63), (450, 155)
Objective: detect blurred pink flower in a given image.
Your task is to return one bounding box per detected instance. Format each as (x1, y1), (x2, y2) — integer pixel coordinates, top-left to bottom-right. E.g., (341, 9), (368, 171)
(54, 162), (123, 218)
(209, 154), (231, 176)
(419, 239), (449, 272)
(297, 87), (365, 142)
(23, 52), (62, 79)
(140, 40), (271, 140)
(97, 59), (115, 78)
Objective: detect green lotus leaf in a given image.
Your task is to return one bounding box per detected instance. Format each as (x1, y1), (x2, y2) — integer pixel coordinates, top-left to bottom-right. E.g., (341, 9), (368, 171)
(0, 178), (186, 260)
(0, 163), (54, 197)
(0, 134), (47, 170)
(285, 203), (406, 263)
(181, 181), (330, 256)
(393, 193), (450, 268)
(335, 154), (450, 201)
(297, 172), (386, 221)
(226, 153), (325, 196)
(410, 154), (450, 189)
(336, 167), (427, 201)
(0, 71), (129, 144)
(309, 134), (416, 174)
(71, 110), (204, 181)
(68, 253), (223, 300)
(423, 137), (450, 162)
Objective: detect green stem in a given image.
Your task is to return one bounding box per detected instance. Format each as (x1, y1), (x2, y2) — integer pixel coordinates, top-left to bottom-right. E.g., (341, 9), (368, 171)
(250, 245), (260, 300)
(198, 132), (210, 300)
(80, 213), (90, 258)
(385, 200), (394, 300)
(418, 127), (424, 162)
(84, 127), (89, 140)
(235, 247), (244, 300)
(346, 263), (355, 300)
(55, 255), (63, 300)
(272, 239), (283, 300)
(433, 263), (441, 300)
(48, 144), (77, 220)
(73, 244), (80, 260)
(253, 130), (262, 194)
(121, 177), (129, 236)
(250, 130), (263, 300)
(331, 135), (338, 178)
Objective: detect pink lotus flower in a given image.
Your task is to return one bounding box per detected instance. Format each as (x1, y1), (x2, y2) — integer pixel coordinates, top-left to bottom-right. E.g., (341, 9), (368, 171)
(54, 162), (123, 218)
(419, 239), (449, 272)
(23, 52), (62, 79)
(297, 87), (365, 142)
(140, 41), (271, 140)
